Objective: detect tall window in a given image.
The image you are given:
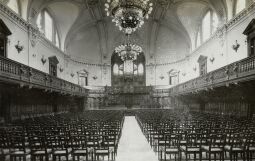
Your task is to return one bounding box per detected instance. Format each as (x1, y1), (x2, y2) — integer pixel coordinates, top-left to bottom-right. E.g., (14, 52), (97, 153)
(113, 64), (119, 75)
(36, 10), (60, 48)
(196, 10), (219, 48)
(138, 63), (144, 75)
(202, 11), (211, 41)
(7, 0), (20, 14)
(235, 0), (246, 15)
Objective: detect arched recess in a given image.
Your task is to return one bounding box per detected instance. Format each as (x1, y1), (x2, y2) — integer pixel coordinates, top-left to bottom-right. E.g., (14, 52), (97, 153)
(168, 69), (180, 86)
(77, 69), (89, 87)
(111, 52), (145, 86)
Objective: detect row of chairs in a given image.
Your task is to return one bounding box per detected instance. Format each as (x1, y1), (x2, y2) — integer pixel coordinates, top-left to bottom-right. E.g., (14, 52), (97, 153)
(0, 111), (124, 161)
(136, 109), (255, 161)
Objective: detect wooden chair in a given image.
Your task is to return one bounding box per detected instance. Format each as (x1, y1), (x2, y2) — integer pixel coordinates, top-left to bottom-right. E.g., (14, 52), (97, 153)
(202, 133), (225, 161)
(9, 134), (30, 161)
(29, 135), (52, 161)
(164, 134), (181, 161)
(245, 132), (255, 161)
(51, 135), (71, 161)
(224, 133), (246, 161)
(71, 135), (88, 161)
(180, 133), (202, 161)
(0, 128), (10, 161)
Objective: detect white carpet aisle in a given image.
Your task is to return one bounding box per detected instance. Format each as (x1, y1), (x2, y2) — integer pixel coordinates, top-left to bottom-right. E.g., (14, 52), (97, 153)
(116, 116), (158, 161)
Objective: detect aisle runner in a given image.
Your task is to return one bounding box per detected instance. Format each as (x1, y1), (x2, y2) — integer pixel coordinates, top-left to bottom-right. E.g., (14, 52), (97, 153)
(116, 116), (158, 161)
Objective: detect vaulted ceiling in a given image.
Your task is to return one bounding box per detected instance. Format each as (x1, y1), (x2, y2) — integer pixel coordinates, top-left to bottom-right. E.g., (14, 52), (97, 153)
(25, 0), (228, 64)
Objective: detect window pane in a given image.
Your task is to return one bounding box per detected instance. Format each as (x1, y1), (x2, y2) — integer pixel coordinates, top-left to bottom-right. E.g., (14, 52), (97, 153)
(212, 12), (219, 33)
(138, 64), (144, 75)
(7, 0), (19, 14)
(202, 11), (211, 42)
(113, 64), (119, 75)
(44, 11), (53, 41)
(55, 32), (60, 48)
(236, 0), (246, 14)
(36, 13), (43, 31)
(196, 30), (201, 47)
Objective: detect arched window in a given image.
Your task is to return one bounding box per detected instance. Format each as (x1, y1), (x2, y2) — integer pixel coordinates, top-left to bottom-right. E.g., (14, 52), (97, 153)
(196, 29), (201, 48)
(138, 63), (144, 75)
(196, 10), (219, 48)
(36, 10), (60, 48)
(7, 0), (20, 14)
(202, 11), (211, 41)
(113, 64), (119, 75)
(235, 0), (246, 15)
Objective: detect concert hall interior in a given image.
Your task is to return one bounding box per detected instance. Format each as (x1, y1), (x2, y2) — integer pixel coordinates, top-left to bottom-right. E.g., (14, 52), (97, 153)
(0, 0), (255, 161)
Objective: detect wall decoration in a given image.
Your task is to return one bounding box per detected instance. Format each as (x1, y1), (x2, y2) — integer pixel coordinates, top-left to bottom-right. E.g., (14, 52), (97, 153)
(232, 40), (240, 52)
(159, 75), (164, 80)
(193, 67), (197, 71)
(29, 26), (39, 47)
(41, 55), (47, 65)
(15, 41), (24, 53)
(210, 56), (215, 63)
(71, 72), (75, 77)
(182, 72), (186, 76)
(93, 76), (98, 80)
(59, 66), (64, 73)
(32, 54), (36, 57)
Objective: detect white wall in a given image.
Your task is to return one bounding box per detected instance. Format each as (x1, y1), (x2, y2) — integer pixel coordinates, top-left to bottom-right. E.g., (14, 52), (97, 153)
(153, 5), (255, 86)
(1, 2), (255, 87)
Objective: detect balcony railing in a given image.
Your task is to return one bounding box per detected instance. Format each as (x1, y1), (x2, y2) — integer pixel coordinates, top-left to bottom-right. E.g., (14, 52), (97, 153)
(0, 56), (88, 96)
(171, 55), (255, 95)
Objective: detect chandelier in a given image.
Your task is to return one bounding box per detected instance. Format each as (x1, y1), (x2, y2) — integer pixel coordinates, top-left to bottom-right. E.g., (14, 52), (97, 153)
(115, 43), (143, 61)
(105, 0), (153, 34)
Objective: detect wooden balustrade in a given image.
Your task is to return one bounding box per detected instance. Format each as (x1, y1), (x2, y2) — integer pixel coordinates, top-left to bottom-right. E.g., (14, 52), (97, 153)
(172, 55), (255, 95)
(0, 56), (88, 97)
(1, 55), (255, 98)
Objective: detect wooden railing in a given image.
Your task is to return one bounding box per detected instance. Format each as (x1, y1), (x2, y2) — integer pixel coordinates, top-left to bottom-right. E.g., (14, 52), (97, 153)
(0, 56), (88, 96)
(2, 55), (255, 98)
(171, 55), (255, 95)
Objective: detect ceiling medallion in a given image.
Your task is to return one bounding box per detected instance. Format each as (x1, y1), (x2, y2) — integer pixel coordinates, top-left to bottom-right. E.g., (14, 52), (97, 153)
(105, 0), (153, 34)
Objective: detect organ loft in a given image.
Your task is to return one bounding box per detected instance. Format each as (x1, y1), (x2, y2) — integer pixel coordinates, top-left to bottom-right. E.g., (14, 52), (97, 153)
(0, 0), (255, 161)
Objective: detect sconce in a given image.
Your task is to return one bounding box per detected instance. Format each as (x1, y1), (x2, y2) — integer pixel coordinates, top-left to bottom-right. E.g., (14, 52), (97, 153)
(159, 75), (164, 80)
(32, 53), (36, 57)
(70, 73), (75, 77)
(41, 55), (47, 65)
(232, 40), (240, 52)
(210, 56), (215, 63)
(59, 66), (64, 73)
(15, 41), (24, 53)
(93, 76), (98, 80)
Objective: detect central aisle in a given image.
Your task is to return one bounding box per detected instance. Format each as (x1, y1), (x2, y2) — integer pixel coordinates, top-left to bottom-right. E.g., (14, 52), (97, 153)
(116, 116), (158, 161)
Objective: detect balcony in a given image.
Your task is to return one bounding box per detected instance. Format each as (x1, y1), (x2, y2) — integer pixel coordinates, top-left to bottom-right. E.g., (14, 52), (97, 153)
(0, 56), (88, 97)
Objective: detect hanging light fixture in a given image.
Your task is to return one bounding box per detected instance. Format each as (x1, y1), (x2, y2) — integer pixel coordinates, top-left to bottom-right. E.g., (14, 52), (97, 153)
(114, 34), (143, 61)
(105, 0), (153, 34)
